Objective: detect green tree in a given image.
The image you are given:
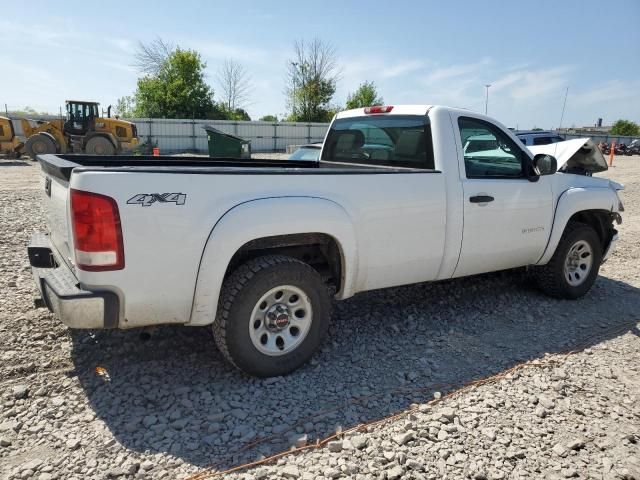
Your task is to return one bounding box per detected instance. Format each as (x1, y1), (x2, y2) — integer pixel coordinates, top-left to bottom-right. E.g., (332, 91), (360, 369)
(113, 96), (135, 118)
(345, 81), (383, 109)
(286, 38), (340, 122)
(610, 119), (640, 136)
(222, 106), (251, 121)
(259, 115), (278, 122)
(133, 48), (217, 119)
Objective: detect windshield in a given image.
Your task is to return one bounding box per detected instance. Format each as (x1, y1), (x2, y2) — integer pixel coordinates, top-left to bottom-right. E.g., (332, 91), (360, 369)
(321, 115), (435, 169)
(290, 146), (321, 161)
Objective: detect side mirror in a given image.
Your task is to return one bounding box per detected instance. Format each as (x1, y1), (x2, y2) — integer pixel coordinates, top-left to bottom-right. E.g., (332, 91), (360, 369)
(533, 154), (557, 176)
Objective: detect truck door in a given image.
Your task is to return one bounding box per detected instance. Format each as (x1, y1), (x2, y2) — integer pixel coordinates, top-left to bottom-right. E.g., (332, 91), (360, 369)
(452, 115), (553, 278)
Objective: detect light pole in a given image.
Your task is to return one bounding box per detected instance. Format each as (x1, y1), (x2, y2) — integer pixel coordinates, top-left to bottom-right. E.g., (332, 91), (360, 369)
(484, 84), (491, 115)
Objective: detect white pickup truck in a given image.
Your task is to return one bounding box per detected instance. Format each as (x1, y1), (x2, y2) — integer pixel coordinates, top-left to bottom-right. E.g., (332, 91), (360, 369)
(29, 105), (623, 377)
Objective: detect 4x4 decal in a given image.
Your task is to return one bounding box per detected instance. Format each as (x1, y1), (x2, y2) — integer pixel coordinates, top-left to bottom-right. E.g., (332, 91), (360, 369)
(127, 193), (186, 207)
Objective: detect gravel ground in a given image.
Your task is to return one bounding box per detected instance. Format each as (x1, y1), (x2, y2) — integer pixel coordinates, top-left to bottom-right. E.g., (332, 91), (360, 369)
(0, 156), (639, 480)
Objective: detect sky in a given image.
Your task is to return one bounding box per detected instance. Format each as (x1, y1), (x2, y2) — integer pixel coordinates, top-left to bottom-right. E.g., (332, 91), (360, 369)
(1, 0), (639, 129)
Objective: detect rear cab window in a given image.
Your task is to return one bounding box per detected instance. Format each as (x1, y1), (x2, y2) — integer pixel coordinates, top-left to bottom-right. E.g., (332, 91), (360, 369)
(321, 115), (435, 170)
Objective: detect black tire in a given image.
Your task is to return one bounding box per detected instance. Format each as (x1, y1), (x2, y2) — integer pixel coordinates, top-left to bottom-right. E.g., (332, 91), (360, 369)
(213, 255), (331, 377)
(533, 221), (602, 299)
(25, 134), (57, 160)
(85, 136), (115, 155)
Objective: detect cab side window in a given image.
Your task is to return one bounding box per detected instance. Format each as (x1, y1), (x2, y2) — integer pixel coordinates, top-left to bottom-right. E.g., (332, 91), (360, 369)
(458, 117), (526, 179)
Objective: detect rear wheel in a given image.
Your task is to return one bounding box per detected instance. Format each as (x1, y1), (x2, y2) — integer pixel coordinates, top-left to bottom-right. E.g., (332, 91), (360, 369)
(533, 221), (602, 299)
(213, 255), (331, 377)
(85, 136), (115, 155)
(25, 134), (57, 160)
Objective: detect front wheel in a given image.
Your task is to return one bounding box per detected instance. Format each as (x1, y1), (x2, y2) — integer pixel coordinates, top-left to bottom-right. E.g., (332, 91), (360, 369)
(533, 222), (602, 299)
(85, 136), (115, 155)
(213, 255), (331, 377)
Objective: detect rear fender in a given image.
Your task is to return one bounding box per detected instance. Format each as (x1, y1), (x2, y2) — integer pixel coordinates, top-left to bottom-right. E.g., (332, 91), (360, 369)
(188, 197), (358, 326)
(536, 187), (618, 265)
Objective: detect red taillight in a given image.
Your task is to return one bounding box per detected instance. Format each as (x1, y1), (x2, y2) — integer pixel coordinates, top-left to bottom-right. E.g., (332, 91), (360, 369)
(70, 189), (124, 271)
(364, 105), (393, 114)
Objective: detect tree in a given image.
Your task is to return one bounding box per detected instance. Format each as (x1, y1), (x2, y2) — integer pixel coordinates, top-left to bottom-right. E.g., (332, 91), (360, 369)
(217, 59), (252, 111)
(113, 96), (135, 118)
(133, 48), (218, 119)
(345, 81), (383, 109)
(286, 38), (340, 122)
(259, 115), (278, 122)
(610, 119), (640, 136)
(531, 127), (543, 131)
(133, 37), (175, 76)
(224, 107), (251, 121)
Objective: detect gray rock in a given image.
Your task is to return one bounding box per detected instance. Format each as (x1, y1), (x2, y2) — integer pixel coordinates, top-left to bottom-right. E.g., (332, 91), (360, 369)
(230, 408), (248, 420)
(282, 465), (300, 478)
(538, 396), (555, 409)
(481, 428), (497, 441)
(12, 385), (29, 399)
(142, 415), (158, 427)
(351, 435), (368, 449)
(289, 433), (308, 448)
(66, 438), (81, 450)
(327, 440), (342, 452)
(439, 407), (456, 421)
(387, 465), (405, 480)
(553, 443), (568, 457)
(21, 459), (43, 472)
(0, 420), (18, 432)
(324, 467), (341, 479)
(567, 438), (585, 450)
(170, 418), (188, 430)
(393, 430), (415, 446)
(0, 437), (11, 447)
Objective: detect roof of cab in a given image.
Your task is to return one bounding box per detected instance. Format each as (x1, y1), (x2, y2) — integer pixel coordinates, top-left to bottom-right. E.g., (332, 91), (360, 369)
(336, 105), (433, 119)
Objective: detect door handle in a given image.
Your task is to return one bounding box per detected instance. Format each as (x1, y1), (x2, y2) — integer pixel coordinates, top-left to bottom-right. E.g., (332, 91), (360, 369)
(469, 195), (494, 203)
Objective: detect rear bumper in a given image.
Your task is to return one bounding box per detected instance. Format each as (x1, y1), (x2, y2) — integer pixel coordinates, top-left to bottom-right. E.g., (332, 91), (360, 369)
(28, 233), (119, 329)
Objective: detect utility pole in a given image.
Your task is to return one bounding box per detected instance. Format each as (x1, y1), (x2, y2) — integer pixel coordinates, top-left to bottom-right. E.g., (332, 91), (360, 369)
(484, 84), (491, 115)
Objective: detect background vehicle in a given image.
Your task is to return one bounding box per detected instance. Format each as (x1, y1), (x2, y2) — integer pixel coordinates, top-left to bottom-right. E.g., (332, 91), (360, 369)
(0, 116), (23, 157)
(516, 130), (565, 146)
(29, 105), (623, 378)
(288, 143), (322, 161)
(13, 100), (138, 159)
(628, 140), (640, 155)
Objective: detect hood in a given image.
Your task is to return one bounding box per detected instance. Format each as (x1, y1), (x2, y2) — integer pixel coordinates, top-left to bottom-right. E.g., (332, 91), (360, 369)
(528, 138), (608, 174)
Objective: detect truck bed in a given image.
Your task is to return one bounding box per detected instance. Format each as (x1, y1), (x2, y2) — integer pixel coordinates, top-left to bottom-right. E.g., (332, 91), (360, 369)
(38, 154), (435, 181)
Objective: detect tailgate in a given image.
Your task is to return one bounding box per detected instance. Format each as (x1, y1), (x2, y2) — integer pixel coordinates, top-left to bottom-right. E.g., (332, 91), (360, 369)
(38, 156), (75, 266)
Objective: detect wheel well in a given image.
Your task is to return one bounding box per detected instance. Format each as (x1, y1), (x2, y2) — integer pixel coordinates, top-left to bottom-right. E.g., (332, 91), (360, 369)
(568, 209), (614, 252)
(225, 233), (343, 291)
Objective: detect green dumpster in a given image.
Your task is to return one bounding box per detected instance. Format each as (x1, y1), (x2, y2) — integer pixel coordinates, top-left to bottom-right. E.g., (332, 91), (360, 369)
(203, 126), (251, 159)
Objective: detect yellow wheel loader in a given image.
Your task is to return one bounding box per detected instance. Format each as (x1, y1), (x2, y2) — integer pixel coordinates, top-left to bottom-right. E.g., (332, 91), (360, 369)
(0, 116), (24, 158)
(3, 100), (138, 160)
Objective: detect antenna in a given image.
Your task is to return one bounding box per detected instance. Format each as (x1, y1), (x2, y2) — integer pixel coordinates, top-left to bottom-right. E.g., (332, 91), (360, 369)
(558, 87), (569, 131)
(555, 87), (569, 158)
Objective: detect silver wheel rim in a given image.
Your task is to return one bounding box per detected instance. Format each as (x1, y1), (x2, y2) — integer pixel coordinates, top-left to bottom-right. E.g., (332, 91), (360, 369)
(249, 285), (313, 356)
(564, 240), (593, 287)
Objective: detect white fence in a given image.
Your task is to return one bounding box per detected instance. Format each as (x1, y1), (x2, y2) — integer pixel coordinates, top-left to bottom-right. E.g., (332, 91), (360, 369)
(127, 118), (330, 153)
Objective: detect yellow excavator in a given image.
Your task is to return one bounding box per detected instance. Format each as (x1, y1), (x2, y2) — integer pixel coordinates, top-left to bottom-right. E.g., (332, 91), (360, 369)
(0, 100), (138, 159)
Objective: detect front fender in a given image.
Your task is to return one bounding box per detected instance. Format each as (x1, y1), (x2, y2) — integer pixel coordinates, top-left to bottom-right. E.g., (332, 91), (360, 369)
(188, 197), (358, 326)
(536, 187), (618, 265)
